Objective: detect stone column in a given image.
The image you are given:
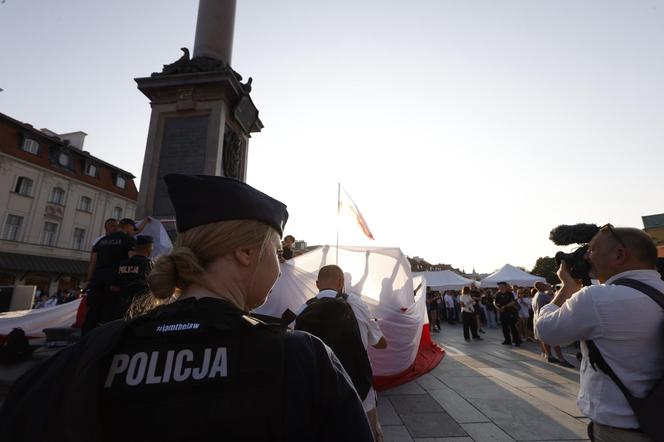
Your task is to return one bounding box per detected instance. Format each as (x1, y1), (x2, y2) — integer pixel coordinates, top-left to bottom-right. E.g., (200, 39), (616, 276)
(134, 0), (261, 221)
(193, 0), (236, 65)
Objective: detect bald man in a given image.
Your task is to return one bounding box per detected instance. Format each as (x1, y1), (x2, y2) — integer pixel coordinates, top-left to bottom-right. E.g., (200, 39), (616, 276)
(536, 226), (664, 441)
(295, 264), (387, 442)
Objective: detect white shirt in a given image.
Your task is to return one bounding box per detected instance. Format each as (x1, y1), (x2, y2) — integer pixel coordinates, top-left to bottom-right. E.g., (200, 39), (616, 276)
(535, 269), (664, 428)
(459, 294), (474, 313)
(443, 294), (455, 308)
(517, 297), (531, 318)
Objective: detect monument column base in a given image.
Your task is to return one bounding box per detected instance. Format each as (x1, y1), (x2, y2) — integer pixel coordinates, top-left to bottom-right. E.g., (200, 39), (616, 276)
(135, 61), (262, 220)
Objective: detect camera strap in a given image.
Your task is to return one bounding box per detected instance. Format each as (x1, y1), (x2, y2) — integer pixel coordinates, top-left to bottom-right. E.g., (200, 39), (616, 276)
(585, 278), (664, 398)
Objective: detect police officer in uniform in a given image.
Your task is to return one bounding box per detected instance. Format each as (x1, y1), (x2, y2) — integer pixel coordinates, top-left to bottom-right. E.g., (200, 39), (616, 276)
(83, 218), (137, 334)
(110, 235), (154, 319)
(0, 174), (373, 442)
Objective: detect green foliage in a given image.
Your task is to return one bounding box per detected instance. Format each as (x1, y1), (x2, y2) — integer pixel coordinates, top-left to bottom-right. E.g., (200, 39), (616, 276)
(531, 256), (560, 285)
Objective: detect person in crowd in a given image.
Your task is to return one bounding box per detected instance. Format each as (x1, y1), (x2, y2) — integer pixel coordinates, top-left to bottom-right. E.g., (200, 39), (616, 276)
(516, 288), (534, 342)
(110, 235), (154, 320)
(532, 282), (573, 367)
(55, 288), (77, 305)
(118, 217), (151, 238)
(460, 286), (482, 341)
(536, 225), (664, 441)
(33, 292), (56, 309)
(444, 290), (456, 324)
(294, 264), (386, 441)
(426, 289), (440, 332)
(453, 291), (461, 322)
(0, 174), (373, 442)
(280, 234), (296, 262)
(435, 291), (445, 326)
(83, 217), (137, 334)
(527, 288), (536, 339)
(470, 287), (486, 334)
(481, 289), (498, 328)
(494, 281), (521, 346)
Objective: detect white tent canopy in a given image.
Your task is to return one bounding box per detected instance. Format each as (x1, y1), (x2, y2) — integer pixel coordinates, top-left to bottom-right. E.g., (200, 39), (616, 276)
(480, 264), (546, 288)
(413, 270), (478, 291)
(253, 245), (430, 377)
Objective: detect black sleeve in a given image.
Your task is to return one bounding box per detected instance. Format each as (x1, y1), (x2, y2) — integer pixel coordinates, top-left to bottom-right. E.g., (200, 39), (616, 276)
(283, 331), (373, 442)
(139, 259), (153, 278)
(125, 235), (137, 252)
(0, 343), (81, 441)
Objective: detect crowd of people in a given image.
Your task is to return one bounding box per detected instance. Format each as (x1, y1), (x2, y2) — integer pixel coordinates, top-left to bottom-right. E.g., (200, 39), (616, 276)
(426, 281), (574, 367)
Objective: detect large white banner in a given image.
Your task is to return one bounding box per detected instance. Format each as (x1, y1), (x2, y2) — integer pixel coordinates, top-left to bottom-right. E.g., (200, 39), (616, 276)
(253, 245), (429, 376)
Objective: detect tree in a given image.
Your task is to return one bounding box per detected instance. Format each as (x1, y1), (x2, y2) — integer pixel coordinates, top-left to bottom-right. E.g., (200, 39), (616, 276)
(531, 256), (560, 285)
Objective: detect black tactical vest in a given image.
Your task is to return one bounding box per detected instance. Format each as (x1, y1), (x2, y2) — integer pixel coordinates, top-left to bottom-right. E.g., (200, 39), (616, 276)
(99, 297), (286, 442)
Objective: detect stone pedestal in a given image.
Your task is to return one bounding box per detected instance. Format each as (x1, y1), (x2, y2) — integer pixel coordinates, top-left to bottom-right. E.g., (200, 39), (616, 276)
(134, 60), (262, 219)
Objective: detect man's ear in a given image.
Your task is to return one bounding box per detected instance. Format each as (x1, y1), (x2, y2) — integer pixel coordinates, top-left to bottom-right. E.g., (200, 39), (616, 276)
(615, 246), (630, 265)
(233, 246), (254, 267)
(315, 280), (321, 291)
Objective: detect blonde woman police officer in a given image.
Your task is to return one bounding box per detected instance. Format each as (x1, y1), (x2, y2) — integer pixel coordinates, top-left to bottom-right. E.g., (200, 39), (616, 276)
(0, 174), (373, 442)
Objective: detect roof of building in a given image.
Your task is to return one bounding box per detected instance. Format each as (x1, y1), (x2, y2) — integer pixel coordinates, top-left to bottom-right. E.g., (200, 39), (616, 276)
(643, 213), (664, 230)
(0, 252), (88, 276)
(0, 111), (136, 179)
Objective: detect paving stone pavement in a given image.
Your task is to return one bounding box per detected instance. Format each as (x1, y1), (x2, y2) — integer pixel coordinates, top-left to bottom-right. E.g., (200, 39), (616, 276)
(377, 322), (589, 442)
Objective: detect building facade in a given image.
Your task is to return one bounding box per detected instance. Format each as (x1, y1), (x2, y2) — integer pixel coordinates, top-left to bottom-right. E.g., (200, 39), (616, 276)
(643, 213), (664, 257)
(0, 112), (138, 295)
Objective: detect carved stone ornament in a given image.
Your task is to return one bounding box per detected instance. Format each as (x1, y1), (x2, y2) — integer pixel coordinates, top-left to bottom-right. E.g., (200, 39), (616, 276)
(223, 129), (243, 179)
(152, 48), (253, 94)
(45, 204), (64, 219)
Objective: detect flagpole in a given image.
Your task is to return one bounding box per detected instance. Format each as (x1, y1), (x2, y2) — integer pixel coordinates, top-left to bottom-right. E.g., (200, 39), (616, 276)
(336, 182), (340, 264)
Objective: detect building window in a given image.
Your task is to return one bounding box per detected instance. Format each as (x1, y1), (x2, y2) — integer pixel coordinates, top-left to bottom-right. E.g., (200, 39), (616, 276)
(48, 187), (66, 205)
(2, 215), (24, 241)
(57, 152), (71, 168)
(78, 196), (92, 212)
(115, 175), (126, 189)
(41, 222), (58, 246)
(112, 206), (123, 220)
(85, 162), (98, 177)
(14, 177), (33, 196)
(72, 228), (86, 250)
(21, 138), (40, 155)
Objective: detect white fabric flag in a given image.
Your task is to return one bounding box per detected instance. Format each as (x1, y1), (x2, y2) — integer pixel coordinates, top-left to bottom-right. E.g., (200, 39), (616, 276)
(253, 245), (428, 376)
(136, 218), (173, 258)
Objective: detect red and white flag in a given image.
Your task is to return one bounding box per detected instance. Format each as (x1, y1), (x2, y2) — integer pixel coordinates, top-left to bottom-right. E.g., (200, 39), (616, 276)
(338, 185), (375, 240)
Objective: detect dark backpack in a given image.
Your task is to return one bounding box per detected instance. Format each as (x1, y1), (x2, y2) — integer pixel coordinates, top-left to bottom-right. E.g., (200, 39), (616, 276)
(0, 328), (35, 364)
(295, 293), (373, 400)
(586, 278), (664, 442)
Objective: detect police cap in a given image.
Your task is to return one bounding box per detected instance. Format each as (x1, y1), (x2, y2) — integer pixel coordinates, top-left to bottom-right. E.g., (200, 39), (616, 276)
(164, 174), (289, 236)
(119, 218), (137, 228)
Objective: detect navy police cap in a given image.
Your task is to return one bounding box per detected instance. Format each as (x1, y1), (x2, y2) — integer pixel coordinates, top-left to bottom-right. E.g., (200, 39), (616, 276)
(164, 174), (288, 236)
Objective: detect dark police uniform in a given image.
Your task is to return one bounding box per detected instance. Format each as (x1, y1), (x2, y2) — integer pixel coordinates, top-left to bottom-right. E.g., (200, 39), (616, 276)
(0, 174), (374, 441)
(495, 291), (521, 345)
(0, 297), (373, 441)
(85, 231), (136, 333)
(111, 253), (153, 320)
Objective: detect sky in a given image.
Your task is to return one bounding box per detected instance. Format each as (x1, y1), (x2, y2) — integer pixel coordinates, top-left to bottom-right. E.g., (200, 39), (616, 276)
(1, 0), (663, 274)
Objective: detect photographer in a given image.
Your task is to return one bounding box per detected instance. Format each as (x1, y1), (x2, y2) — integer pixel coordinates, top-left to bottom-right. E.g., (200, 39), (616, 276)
(535, 226), (664, 442)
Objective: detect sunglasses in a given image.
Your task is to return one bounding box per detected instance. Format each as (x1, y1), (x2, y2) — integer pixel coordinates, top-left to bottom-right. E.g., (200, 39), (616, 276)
(599, 223), (627, 248)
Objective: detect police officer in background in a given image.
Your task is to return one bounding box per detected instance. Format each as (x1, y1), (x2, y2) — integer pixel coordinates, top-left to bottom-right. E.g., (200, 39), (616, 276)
(83, 216), (137, 334)
(110, 235), (154, 320)
(0, 174), (373, 442)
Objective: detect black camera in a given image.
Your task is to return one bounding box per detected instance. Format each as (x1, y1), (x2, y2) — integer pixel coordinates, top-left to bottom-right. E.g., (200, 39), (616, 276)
(549, 224), (600, 286)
